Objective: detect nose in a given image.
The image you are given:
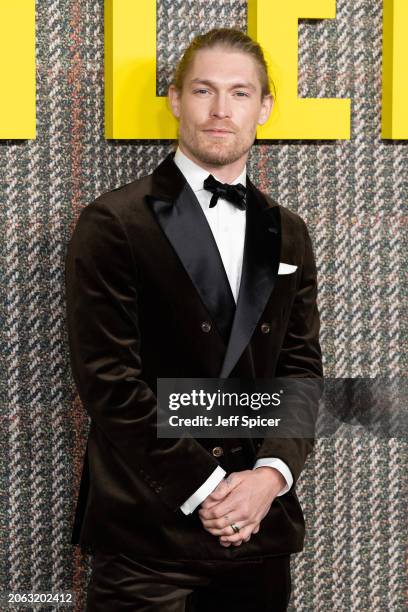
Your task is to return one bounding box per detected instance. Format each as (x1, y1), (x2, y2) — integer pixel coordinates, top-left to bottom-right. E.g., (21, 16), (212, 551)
(210, 93), (231, 119)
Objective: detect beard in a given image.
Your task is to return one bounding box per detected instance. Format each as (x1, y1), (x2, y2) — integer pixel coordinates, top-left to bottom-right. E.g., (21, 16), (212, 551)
(178, 123), (255, 167)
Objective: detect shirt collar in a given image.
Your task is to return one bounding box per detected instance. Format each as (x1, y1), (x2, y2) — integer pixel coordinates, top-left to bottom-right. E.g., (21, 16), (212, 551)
(174, 146), (247, 193)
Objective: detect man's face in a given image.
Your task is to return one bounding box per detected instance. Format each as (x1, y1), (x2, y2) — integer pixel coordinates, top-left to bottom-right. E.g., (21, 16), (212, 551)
(168, 47), (273, 168)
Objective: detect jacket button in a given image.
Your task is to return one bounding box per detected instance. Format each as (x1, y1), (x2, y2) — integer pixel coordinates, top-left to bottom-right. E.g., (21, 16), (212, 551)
(201, 321), (212, 333)
(212, 446), (224, 457)
(260, 322), (270, 334)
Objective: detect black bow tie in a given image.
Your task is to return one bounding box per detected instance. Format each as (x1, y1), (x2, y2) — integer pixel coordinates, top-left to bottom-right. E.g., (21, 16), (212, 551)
(203, 174), (247, 210)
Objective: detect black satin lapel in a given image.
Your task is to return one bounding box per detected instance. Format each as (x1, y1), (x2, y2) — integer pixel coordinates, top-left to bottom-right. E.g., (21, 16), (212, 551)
(219, 189), (281, 378)
(145, 183), (236, 342)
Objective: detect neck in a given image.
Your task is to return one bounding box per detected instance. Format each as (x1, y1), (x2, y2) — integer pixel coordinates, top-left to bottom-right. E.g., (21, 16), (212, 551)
(178, 142), (247, 183)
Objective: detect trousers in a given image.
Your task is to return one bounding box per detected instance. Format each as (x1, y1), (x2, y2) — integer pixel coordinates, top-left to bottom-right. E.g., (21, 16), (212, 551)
(86, 550), (292, 611)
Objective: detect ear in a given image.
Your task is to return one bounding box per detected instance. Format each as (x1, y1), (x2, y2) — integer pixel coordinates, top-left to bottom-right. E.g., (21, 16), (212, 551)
(168, 84), (182, 119)
(257, 94), (274, 126)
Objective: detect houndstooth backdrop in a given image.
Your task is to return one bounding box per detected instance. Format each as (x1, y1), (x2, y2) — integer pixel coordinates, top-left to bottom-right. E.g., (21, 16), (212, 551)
(0, 1), (407, 610)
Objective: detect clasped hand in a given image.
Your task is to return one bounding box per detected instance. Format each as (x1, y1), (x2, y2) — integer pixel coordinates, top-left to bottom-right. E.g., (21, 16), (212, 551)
(198, 467), (285, 548)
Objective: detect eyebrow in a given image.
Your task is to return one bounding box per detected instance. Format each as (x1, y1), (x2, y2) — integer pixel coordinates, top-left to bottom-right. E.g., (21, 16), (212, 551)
(189, 78), (257, 92)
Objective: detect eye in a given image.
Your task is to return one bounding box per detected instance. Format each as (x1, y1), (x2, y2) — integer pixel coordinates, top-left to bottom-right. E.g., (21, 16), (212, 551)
(193, 89), (210, 95)
(234, 91), (250, 97)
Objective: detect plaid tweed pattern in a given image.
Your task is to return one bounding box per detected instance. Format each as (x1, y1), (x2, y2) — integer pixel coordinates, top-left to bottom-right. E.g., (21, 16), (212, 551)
(0, 1), (406, 610)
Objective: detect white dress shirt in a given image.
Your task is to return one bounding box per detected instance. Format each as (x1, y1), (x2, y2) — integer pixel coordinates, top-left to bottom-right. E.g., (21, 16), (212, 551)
(173, 147), (293, 515)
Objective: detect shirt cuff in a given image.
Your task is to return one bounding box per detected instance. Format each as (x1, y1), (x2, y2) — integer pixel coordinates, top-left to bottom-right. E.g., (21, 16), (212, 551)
(253, 458), (293, 496)
(180, 465), (226, 515)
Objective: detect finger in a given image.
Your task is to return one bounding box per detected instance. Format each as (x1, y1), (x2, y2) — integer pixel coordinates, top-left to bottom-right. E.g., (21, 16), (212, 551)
(201, 473), (244, 508)
(199, 497), (239, 520)
(203, 520), (250, 537)
(201, 492), (232, 510)
(199, 486), (247, 519)
(199, 512), (242, 533)
(200, 497), (223, 509)
(209, 472), (246, 499)
(220, 522), (258, 543)
(205, 481), (230, 503)
(200, 480), (233, 510)
(220, 524), (254, 544)
(203, 517), (252, 537)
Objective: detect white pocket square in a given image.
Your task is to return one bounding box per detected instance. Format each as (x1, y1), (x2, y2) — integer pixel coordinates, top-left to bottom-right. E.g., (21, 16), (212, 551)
(278, 263), (298, 275)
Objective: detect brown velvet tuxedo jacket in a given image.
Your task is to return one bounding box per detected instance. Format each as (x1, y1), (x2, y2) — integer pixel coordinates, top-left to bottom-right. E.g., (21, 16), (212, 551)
(65, 151), (323, 562)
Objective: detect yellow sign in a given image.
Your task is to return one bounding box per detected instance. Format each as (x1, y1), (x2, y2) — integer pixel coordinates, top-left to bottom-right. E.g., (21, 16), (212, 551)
(1, 0), (406, 140)
(0, 0), (36, 139)
(382, 0), (408, 138)
(105, 0), (351, 140)
(248, 0), (350, 139)
(105, 0), (177, 139)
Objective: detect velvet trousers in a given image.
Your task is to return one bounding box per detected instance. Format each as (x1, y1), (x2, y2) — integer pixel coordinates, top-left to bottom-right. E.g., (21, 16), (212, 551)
(86, 550), (292, 611)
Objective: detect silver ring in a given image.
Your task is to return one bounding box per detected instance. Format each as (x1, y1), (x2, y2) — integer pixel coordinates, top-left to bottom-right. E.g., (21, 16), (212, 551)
(230, 523), (240, 534)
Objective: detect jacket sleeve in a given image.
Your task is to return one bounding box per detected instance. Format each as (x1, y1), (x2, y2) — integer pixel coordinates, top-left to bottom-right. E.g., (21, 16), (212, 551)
(256, 217), (323, 486)
(64, 199), (219, 512)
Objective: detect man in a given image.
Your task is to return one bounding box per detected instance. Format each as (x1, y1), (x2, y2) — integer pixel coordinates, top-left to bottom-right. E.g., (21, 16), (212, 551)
(65, 28), (322, 611)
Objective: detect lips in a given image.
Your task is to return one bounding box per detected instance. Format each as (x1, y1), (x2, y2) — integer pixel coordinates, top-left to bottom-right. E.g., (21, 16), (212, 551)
(203, 129), (233, 135)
